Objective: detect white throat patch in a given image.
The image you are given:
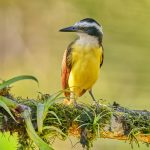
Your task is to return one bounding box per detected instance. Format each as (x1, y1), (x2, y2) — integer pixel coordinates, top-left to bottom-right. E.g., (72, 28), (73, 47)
(76, 33), (99, 46)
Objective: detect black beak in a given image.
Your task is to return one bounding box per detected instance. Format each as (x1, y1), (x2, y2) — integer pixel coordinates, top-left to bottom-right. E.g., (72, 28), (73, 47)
(59, 26), (78, 32)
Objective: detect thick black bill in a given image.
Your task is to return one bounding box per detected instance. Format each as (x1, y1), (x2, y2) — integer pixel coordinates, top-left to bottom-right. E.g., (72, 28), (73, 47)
(59, 26), (77, 32)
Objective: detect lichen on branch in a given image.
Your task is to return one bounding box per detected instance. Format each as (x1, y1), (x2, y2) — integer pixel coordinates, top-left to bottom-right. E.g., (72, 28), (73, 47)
(0, 87), (150, 150)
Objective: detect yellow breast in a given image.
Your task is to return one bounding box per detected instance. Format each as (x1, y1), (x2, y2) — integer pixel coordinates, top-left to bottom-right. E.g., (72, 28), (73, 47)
(68, 44), (103, 96)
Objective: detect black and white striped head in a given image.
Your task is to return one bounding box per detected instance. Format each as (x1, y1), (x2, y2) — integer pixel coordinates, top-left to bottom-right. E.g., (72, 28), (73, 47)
(59, 18), (103, 38)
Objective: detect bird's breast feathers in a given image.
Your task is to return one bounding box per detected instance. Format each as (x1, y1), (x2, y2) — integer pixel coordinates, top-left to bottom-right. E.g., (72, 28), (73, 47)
(68, 43), (103, 95)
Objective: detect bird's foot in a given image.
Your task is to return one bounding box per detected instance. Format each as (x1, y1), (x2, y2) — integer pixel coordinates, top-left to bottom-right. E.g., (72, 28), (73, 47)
(89, 90), (101, 110)
(92, 99), (102, 112)
(73, 100), (83, 109)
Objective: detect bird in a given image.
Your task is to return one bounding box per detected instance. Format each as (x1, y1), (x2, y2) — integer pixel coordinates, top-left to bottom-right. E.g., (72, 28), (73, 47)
(60, 18), (104, 105)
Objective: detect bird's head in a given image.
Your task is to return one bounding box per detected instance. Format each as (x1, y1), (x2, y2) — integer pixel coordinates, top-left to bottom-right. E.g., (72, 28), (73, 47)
(59, 18), (103, 38)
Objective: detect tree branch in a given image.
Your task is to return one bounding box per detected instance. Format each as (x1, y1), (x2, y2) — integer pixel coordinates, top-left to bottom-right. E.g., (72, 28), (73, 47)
(0, 88), (150, 149)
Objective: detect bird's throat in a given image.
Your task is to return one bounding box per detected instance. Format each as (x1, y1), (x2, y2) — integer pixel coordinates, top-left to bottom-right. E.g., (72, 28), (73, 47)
(76, 33), (99, 47)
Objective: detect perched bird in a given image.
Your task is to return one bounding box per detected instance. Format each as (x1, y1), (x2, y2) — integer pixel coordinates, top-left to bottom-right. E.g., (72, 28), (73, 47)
(60, 18), (104, 105)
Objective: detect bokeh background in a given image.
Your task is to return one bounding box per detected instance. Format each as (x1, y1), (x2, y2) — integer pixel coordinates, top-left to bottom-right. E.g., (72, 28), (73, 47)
(0, 0), (150, 149)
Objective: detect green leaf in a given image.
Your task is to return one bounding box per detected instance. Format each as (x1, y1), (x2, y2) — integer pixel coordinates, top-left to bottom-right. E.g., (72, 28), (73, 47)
(22, 109), (54, 150)
(37, 91), (63, 133)
(43, 126), (67, 138)
(77, 123), (90, 129)
(48, 111), (62, 125)
(0, 96), (18, 108)
(0, 97), (17, 122)
(37, 103), (45, 133)
(0, 75), (39, 90)
(44, 91), (63, 109)
(83, 110), (92, 122)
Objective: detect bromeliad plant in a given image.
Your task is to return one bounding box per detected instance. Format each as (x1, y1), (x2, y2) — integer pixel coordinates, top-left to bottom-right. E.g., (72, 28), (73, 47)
(0, 75), (62, 150)
(0, 75), (112, 150)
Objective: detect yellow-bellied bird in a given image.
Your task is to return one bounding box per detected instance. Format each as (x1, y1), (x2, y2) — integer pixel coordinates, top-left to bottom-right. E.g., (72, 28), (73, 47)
(60, 18), (104, 105)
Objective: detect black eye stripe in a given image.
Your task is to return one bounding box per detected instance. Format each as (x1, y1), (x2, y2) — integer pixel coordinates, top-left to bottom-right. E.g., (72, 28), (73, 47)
(78, 27), (88, 30)
(78, 26), (85, 30)
(78, 26), (98, 31)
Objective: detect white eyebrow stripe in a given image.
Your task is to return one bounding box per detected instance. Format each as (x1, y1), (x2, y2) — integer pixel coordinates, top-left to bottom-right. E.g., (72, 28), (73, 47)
(74, 22), (103, 33)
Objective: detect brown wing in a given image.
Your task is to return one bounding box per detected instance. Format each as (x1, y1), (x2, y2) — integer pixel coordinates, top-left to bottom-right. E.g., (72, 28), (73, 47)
(61, 50), (71, 97)
(61, 41), (75, 98)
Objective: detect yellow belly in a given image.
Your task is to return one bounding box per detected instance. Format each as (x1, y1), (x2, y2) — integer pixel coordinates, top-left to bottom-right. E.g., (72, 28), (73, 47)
(68, 45), (102, 96)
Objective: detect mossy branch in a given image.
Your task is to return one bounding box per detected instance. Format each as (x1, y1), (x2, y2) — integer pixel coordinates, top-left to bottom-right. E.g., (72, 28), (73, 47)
(0, 87), (150, 150)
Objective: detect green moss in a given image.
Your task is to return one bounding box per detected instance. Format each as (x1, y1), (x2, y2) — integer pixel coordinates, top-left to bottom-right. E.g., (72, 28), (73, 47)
(113, 102), (150, 148)
(44, 104), (112, 149)
(0, 89), (150, 150)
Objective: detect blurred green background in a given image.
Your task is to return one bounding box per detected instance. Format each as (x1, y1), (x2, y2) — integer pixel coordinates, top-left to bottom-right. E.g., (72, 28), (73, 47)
(0, 0), (150, 149)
